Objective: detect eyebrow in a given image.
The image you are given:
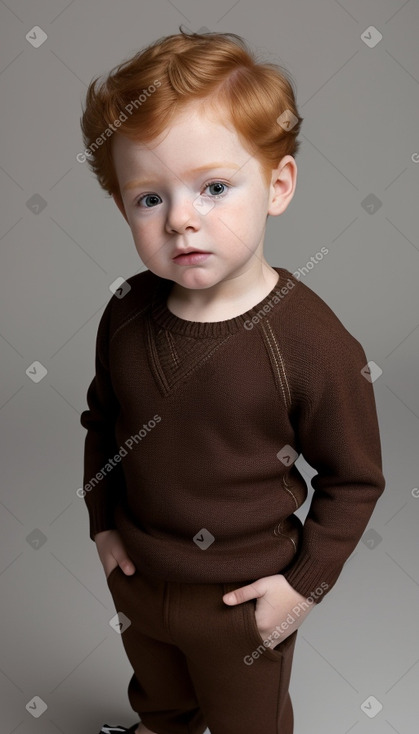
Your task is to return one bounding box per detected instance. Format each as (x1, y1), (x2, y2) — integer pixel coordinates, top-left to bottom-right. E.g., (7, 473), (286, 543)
(122, 163), (240, 192)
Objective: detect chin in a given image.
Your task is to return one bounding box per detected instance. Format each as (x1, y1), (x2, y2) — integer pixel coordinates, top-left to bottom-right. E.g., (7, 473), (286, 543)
(171, 268), (218, 285)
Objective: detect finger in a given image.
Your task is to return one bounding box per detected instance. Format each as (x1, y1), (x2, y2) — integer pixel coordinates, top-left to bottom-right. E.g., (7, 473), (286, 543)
(223, 582), (261, 605)
(112, 543), (136, 575)
(119, 558), (136, 575)
(116, 554), (135, 576)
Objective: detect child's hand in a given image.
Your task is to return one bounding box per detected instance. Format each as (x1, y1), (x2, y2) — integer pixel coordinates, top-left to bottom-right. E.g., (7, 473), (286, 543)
(223, 574), (313, 647)
(94, 529), (136, 579)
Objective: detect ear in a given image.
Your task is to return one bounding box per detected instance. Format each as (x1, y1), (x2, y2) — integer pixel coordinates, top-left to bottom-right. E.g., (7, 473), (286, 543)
(112, 190), (129, 224)
(268, 155), (297, 217)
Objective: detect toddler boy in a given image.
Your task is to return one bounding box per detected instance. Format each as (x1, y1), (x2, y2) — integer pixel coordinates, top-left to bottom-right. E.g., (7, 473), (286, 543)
(79, 28), (385, 734)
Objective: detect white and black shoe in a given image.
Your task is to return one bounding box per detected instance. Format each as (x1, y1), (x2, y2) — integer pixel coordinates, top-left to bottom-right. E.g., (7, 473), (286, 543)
(98, 724), (140, 733)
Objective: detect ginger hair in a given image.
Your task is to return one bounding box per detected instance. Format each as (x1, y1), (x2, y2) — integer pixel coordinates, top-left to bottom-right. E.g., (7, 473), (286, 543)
(79, 27), (303, 197)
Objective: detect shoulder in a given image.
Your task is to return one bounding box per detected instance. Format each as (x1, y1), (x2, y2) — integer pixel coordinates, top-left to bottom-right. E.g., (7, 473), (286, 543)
(267, 270), (372, 412)
(268, 270), (369, 404)
(95, 268), (164, 345)
(272, 268), (365, 358)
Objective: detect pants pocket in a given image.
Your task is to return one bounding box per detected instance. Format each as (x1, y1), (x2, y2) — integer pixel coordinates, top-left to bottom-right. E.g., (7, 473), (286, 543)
(243, 596), (298, 662)
(222, 583), (298, 664)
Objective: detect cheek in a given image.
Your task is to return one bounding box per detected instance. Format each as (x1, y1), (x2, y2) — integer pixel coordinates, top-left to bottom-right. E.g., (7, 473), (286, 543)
(214, 199), (264, 244)
(129, 216), (159, 242)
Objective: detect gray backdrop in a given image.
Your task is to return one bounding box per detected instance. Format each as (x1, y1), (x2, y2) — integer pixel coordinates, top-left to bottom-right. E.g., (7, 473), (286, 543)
(1, 0), (418, 732)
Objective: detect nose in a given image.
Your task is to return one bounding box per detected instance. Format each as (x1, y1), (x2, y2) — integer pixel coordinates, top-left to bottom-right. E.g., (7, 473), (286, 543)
(165, 190), (201, 234)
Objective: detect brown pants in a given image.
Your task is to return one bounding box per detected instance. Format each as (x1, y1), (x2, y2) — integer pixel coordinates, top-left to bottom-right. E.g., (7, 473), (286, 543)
(106, 565), (297, 734)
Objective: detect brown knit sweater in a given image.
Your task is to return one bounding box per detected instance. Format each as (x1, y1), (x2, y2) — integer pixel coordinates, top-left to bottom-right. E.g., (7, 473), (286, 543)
(79, 267), (385, 602)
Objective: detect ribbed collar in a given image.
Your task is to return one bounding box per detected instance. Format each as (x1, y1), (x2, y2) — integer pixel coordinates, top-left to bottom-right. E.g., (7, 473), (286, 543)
(150, 267), (291, 338)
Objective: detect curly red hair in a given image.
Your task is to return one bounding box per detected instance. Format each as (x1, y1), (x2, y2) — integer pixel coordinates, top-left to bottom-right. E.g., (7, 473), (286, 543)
(79, 26), (303, 197)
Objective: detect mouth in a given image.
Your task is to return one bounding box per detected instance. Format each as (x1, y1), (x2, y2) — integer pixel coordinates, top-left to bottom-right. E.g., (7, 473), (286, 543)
(172, 250), (212, 266)
(172, 249), (211, 259)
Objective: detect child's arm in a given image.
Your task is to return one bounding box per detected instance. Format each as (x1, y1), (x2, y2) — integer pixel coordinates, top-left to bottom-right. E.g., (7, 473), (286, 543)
(281, 317), (386, 602)
(224, 312), (385, 642)
(80, 301), (137, 577)
(80, 299), (125, 542)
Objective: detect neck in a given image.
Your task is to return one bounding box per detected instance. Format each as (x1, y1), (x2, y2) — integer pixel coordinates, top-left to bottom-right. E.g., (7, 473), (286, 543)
(167, 261), (279, 322)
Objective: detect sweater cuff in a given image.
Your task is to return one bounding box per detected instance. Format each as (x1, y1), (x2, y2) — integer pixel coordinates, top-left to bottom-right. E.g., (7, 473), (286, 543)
(282, 551), (344, 604)
(86, 502), (117, 542)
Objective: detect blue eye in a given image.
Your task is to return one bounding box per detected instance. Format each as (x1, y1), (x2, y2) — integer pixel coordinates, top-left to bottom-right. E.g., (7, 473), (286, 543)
(135, 180), (229, 208)
(204, 181), (228, 198)
(136, 193), (162, 208)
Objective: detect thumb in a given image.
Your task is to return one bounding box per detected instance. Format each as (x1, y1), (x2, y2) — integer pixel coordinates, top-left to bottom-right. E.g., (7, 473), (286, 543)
(223, 582), (260, 606)
(114, 548), (135, 576)
(119, 558), (136, 575)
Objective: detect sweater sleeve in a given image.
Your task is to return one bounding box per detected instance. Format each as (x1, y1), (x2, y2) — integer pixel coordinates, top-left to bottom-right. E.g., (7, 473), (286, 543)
(282, 309), (386, 602)
(79, 299), (125, 541)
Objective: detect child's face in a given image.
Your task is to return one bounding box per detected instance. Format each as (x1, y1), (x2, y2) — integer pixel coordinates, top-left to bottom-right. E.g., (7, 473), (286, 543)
(112, 100), (296, 291)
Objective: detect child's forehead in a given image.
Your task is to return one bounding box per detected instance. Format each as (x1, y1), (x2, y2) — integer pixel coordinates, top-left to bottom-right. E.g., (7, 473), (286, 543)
(114, 109), (247, 168)
(154, 97), (234, 140)
(157, 102), (235, 144)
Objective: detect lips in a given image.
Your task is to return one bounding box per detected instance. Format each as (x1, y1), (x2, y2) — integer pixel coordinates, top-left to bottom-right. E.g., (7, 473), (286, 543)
(172, 251), (212, 266)
(173, 249), (210, 259)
